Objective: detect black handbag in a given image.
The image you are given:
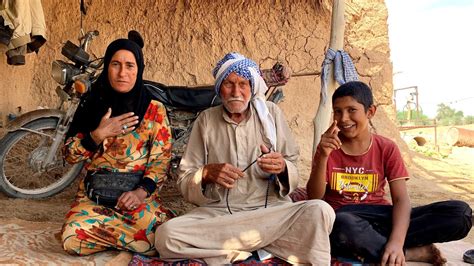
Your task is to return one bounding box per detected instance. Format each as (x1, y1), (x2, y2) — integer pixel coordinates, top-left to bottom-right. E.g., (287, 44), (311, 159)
(85, 170), (143, 208)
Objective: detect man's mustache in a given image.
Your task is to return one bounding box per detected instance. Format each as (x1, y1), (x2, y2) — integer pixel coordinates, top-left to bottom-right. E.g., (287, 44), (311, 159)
(226, 97), (244, 102)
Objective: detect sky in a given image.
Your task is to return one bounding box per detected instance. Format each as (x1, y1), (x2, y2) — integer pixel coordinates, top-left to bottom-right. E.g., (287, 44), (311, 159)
(385, 0), (474, 118)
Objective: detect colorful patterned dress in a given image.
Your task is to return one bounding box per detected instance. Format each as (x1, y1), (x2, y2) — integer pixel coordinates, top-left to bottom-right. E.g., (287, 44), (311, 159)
(61, 100), (176, 256)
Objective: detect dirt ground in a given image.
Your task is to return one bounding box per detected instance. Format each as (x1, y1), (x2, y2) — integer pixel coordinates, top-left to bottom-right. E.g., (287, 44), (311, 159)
(399, 125), (474, 244)
(0, 126), (473, 246)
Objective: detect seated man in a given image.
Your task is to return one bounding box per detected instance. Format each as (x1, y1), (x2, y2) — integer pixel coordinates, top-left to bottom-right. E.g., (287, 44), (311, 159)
(155, 52), (335, 265)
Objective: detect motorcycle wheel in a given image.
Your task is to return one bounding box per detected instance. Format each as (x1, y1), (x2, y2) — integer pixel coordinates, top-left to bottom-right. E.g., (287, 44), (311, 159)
(0, 117), (83, 198)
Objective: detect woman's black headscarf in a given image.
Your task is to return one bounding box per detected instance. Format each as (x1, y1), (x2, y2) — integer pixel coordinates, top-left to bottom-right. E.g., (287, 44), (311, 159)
(66, 37), (151, 140)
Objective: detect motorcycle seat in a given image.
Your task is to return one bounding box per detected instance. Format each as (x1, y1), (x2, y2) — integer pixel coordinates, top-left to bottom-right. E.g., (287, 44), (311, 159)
(144, 80), (221, 111)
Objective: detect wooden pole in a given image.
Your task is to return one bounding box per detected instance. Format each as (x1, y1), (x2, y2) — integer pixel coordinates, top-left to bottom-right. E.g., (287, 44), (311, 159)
(312, 0), (345, 155)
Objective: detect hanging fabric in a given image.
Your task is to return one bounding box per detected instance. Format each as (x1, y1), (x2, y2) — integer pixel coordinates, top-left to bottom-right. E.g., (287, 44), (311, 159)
(0, 0), (47, 65)
(320, 48), (359, 105)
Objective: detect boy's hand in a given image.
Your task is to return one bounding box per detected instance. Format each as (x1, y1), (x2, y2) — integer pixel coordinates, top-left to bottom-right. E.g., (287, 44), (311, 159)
(381, 240), (406, 266)
(317, 120), (342, 157)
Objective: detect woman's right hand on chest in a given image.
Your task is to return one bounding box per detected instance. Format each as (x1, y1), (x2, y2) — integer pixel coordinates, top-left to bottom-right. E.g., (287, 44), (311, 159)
(90, 108), (139, 144)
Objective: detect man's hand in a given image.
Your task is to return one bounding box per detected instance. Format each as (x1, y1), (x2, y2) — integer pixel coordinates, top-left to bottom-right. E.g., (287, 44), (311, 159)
(202, 163), (244, 189)
(90, 108), (139, 144)
(115, 188), (147, 211)
(381, 241), (406, 266)
(257, 144), (286, 174)
(317, 120), (342, 157)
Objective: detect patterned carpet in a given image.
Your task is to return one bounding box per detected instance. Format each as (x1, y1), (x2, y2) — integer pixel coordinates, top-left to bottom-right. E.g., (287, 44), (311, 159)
(129, 253), (292, 265)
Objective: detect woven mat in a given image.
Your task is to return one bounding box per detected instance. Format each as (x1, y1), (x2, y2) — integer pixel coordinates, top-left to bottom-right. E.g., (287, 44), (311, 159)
(0, 218), (118, 265)
(0, 218), (471, 265)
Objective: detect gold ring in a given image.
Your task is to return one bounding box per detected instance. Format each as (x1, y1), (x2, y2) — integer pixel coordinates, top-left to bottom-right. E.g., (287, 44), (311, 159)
(122, 125), (128, 130)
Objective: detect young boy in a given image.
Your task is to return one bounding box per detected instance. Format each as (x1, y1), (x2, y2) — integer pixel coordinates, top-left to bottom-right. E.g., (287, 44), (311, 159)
(306, 81), (472, 265)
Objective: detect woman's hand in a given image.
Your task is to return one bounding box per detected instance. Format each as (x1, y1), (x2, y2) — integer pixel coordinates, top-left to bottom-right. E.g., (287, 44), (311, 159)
(115, 188), (148, 211)
(381, 240), (406, 266)
(317, 120), (342, 157)
(90, 108), (139, 144)
(257, 144), (286, 174)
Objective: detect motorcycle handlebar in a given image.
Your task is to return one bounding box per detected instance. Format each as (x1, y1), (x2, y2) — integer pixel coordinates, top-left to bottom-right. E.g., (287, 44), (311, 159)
(80, 30), (99, 52)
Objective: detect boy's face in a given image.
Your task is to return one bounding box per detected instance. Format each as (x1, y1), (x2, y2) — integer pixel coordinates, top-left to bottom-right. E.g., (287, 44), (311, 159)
(333, 96), (376, 140)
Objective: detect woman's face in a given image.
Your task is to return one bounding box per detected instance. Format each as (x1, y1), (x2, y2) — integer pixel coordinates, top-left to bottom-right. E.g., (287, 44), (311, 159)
(107, 49), (138, 93)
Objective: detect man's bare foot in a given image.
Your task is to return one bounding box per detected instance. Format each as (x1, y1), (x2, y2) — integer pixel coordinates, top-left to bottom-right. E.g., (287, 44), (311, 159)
(406, 244), (447, 265)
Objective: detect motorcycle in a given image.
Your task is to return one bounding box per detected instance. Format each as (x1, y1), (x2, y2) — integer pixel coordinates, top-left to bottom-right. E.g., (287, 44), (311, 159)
(0, 30), (290, 199)
(0, 30), (102, 198)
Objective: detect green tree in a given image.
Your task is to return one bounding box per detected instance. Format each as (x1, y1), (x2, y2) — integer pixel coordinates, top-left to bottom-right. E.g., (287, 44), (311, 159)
(396, 110), (430, 125)
(435, 103), (464, 126)
(464, 115), (474, 125)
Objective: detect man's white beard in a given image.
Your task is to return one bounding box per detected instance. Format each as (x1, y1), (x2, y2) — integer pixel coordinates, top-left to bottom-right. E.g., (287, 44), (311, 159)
(223, 97), (250, 114)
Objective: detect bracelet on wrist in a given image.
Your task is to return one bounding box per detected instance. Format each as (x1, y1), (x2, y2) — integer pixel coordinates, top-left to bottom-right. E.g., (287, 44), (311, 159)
(137, 185), (151, 197)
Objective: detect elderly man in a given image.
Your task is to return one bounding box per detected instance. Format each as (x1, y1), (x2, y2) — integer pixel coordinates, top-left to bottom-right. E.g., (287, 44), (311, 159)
(155, 53), (335, 265)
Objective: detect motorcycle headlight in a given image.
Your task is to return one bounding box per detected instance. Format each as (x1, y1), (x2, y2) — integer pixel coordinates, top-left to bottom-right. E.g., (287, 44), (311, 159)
(51, 60), (80, 85)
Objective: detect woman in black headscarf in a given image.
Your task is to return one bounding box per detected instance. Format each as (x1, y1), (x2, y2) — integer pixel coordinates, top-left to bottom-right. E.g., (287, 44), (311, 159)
(61, 34), (175, 256)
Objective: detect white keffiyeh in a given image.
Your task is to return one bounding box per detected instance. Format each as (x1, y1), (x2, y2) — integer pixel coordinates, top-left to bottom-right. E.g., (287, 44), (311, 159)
(213, 52), (277, 150)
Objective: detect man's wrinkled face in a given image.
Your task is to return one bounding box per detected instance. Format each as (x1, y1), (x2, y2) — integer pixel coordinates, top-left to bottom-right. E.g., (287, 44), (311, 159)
(220, 72), (252, 114)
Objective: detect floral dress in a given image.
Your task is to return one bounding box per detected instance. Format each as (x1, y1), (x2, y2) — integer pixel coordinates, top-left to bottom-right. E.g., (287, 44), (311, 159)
(61, 100), (176, 256)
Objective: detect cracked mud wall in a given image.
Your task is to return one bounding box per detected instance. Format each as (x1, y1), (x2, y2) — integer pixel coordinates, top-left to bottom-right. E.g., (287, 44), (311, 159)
(0, 0), (402, 184)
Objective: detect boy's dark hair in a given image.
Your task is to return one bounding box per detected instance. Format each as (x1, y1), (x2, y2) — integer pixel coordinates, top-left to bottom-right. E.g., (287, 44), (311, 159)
(332, 81), (374, 111)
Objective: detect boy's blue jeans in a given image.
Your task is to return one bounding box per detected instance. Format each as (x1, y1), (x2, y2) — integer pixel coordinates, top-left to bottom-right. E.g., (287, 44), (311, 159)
(330, 200), (472, 262)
